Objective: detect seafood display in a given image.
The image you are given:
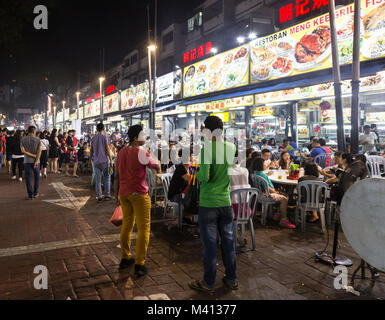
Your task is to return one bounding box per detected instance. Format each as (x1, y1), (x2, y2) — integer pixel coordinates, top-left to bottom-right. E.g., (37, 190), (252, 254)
(183, 45), (249, 97)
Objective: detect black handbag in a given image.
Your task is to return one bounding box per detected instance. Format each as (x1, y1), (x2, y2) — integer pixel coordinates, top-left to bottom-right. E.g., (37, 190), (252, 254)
(183, 173), (199, 214)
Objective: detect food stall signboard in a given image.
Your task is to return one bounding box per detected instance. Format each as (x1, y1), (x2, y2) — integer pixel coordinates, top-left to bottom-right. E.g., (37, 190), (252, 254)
(156, 70), (182, 103)
(212, 112), (230, 123)
(251, 1), (385, 83)
(103, 92), (120, 114)
(321, 108), (351, 123)
(183, 44), (250, 98)
(366, 112), (385, 123)
(79, 107), (84, 120)
(251, 106), (275, 117)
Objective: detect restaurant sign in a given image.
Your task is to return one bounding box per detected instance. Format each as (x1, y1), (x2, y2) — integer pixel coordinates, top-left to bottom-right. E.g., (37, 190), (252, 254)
(366, 112), (385, 123)
(186, 95), (254, 113)
(156, 70), (182, 104)
(121, 82), (150, 111)
(183, 44), (250, 98)
(251, 106), (275, 117)
(251, 1), (385, 83)
(84, 100), (101, 119)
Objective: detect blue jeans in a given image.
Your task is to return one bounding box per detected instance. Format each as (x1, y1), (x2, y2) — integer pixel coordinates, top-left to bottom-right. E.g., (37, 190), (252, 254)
(24, 163), (40, 198)
(0, 153), (3, 168)
(94, 162), (111, 198)
(198, 206), (237, 289)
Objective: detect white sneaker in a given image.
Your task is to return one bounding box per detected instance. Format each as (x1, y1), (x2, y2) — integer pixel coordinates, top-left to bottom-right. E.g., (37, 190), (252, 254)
(19, 177), (23, 182)
(11, 176), (16, 180)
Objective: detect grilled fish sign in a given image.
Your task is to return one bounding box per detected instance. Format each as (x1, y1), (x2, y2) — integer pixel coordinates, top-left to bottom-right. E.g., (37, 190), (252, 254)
(251, 0), (385, 83)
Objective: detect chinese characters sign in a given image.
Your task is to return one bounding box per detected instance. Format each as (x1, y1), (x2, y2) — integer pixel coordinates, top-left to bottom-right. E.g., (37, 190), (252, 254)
(279, 0), (330, 24)
(183, 42), (213, 64)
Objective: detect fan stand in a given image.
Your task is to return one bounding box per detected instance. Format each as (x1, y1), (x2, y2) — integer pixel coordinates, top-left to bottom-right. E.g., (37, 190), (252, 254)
(315, 207), (353, 267)
(351, 259), (380, 291)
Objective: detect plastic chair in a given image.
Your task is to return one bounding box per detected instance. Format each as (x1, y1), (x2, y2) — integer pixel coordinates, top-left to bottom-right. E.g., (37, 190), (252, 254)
(250, 174), (280, 225)
(146, 168), (163, 208)
(230, 188), (259, 251)
(366, 156), (385, 178)
(160, 173), (180, 221)
(295, 181), (329, 233)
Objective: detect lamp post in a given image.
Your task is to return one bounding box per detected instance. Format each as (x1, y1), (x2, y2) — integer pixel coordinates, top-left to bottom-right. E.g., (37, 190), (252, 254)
(147, 45), (156, 130)
(46, 93), (53, 130)
(53, 106), (56, 128)
(76, 91), (81, 120)
(62, 100), (66, 131)
(99, 77), (105, 122)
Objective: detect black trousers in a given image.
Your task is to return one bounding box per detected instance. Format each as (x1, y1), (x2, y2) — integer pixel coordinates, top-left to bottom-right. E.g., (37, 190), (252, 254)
(12, 158), (24, 178)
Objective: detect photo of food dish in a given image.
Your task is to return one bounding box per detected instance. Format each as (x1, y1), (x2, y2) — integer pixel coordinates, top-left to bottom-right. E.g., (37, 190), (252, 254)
(337, 16), (355, 40)
(184, 66), (195, 82)
(276, 38), (296, 56)
(363, 3), (385, 35)
(314, 83), (333, 96)
(209, 57), (222, 73)
(209, 71), (223, 91)
(362, 32), (385, 59)
(271, 57), (293, 76)
(252, 64), (272, 81)
(197, 64), (207, 77)
(338, 38), (354, 64)
(361, 73), (384, 89)
(294, 25), (331, 68)
(299, 86), (313, 98)
(184, 82), (195, 97)
(195, 79), (206, 95)
(251, 45), (276, 65)
(224, 60), (248, 88)
(234, 47), (248, 61)
(224, 53), (234, 65)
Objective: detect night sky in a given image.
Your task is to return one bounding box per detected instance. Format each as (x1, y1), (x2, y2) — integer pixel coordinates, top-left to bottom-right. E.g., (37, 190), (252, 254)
(0, 0), (203, 85)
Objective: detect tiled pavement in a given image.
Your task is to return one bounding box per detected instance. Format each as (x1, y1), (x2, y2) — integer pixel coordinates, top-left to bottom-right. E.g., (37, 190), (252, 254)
(0, 167), (384, 300)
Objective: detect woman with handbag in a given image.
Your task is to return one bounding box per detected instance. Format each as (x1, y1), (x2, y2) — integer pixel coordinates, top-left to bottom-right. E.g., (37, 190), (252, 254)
(114, 125), (160, 278)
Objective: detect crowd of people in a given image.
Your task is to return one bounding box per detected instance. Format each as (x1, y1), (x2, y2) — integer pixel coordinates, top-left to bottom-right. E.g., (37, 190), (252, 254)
(0, 119), (383, 291)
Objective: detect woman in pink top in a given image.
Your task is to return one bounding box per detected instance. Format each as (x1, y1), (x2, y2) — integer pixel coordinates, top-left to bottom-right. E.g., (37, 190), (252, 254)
(114, 125), (160, 278)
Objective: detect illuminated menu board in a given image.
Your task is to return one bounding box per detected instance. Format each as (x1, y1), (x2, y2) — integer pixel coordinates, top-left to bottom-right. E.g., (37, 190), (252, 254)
(183, 44), (250, 98)
(103, 92), (120, 114)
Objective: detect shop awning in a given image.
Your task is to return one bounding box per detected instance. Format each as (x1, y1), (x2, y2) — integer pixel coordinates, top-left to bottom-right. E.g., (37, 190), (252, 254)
(179, 59), (385, 106)
(156, 101), (182, 111)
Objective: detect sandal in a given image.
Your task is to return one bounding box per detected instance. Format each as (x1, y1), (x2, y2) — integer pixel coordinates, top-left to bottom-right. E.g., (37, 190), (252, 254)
(222, 277), (239, 290)
(188, 280), (215, 295)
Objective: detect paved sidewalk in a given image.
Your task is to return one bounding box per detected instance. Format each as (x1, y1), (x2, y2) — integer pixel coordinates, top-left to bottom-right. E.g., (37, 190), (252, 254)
(0, 167), (384, 300)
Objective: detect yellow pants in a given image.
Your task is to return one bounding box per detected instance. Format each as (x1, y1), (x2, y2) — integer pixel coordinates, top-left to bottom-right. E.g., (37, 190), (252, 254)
(119, 194), (151, 266)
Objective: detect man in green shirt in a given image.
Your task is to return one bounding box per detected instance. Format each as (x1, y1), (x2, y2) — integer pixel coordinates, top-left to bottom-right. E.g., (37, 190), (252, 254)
(189, 116), (238, 295)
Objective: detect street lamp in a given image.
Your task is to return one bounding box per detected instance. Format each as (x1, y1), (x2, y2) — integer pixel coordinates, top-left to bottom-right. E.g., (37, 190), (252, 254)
(248, 33), (257, 40)
(62, 100), (66, 131)
(148, 45), (156, 130)
(237, 36), (245, 44)
(211, 48), (218, 54)
(46, 93), (53, 130)
(99, 77), (105, 122)
(76, 91), (81, 120)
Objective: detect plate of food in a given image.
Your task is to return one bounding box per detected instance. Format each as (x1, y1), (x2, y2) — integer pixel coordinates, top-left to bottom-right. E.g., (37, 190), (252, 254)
(184, 66), (196, 82)
(276, 38), (296, 57)
(362, 32), (385, 59)
(294, 25), (331, 70)
(196, 64), (207, 78)
(251, 45), (277, 66)
(337, 15), (364, 40)
(362, 3), (385, 36)
(361, 73), (384, 90)
(252, 64), (272, 81)
(209, 56), (223, 75)
(314, 82), (333, 97)
(299, 86), (313, 98)
(271, 56), (294, 77)
(208, 71), (223, 91)
(195, 79), (207, 95)
(224, 60), (248, 88)
(234, 46), (249, 61)
(223, 52), (234, 66)
(184, 82), (195, 97)
(341, 80), (352, 94)
(338, 38), (354, 64)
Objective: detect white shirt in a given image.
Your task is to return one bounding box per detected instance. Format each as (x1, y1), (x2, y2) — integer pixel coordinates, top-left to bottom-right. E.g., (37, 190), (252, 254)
(359, 132), (377, 153)
(230, 164), (251, 204)
(40, 139), (49, 151)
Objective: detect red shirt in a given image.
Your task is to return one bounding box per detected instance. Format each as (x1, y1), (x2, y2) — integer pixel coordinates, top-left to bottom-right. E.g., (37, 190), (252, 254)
(0, 136), (5, 153)
(116, 147), (159, 196)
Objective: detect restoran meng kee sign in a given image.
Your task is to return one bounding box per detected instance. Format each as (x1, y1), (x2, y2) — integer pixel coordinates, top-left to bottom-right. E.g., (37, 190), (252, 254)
(250, 0), (385, 83)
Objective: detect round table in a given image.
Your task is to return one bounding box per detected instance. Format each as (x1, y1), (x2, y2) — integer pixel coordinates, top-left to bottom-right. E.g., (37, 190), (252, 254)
(267, 169), (304, 185)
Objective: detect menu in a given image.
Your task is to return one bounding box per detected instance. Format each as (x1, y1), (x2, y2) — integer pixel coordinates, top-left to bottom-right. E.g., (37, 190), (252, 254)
(183, 44), (250, 98)
(366, 112), (385, 123)
(84, 100), (101, 118)
(121, 82), (150, 111)
(321, 108), (352, 124)
(103, 92), (120, 114)
(251, 1), (385, 83)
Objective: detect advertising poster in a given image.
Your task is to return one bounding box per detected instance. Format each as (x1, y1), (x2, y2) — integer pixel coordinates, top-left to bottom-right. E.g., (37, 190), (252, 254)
(103, 92), (120, 114)
(156, 72), (174, 104)
(366, 112), (385, 123)
(250, 1), (385, 83)
(91, 100), (101, 117)
(79, 107), (84, 120)
(183, 44), (250, 98)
